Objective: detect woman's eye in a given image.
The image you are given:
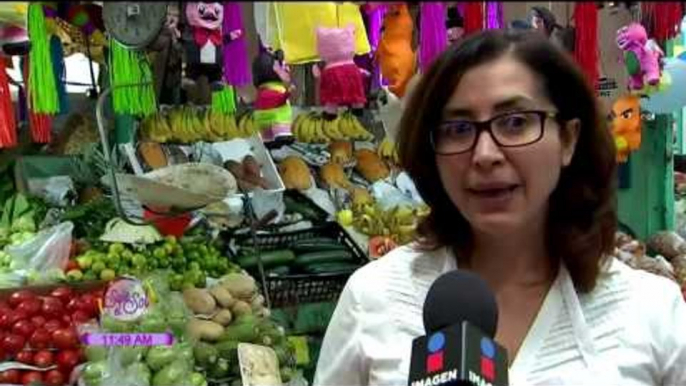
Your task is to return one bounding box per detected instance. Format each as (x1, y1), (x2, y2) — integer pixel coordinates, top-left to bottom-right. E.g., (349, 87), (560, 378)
(622, 111), (633, 119)
(440, 122), (474, 135)
(502, 115), (530, 128)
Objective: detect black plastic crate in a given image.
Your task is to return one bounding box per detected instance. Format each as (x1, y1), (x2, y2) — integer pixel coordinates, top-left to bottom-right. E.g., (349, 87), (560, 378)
(224, 222), (368, 308)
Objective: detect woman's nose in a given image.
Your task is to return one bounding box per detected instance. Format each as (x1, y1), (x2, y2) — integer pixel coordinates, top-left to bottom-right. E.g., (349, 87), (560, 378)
(472, 131), (505, 169)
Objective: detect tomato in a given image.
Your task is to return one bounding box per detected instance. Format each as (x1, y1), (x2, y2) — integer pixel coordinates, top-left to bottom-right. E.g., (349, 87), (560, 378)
(0, 369), (20, 384)
(56, 349), (80, 373)
(16, 298), (42, 317)
(0, 309), (28, 329)
(33, 350), (54, 368)
(44, 319), (62, 333)
(41, 296), (64, 318)
(30, 315), (47, 328)
(8, 290), (37, 308)
(78, 294), (100, 316)
(43, 369), (65, 386)
(21, 371), (43, 385)
(50, 286), (74, 305)
(29, 328), (51, 349)
(12, 319), (36, 338)
(15, 349), (33, 364)
(65, 298), (80, 313)
(52, 328), (79, 350)
(1, 333), (26, 355)
(66, 259), (79, 271)
(71, 310), (91, 324)
(0, 300), (10, 312)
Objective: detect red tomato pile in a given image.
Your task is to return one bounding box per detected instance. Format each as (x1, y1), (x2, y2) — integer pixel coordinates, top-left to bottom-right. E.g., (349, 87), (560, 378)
(0, 286), (102, 385)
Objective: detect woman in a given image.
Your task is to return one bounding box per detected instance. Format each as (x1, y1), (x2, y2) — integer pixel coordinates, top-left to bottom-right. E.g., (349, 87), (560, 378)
(313, 30), (686, 386)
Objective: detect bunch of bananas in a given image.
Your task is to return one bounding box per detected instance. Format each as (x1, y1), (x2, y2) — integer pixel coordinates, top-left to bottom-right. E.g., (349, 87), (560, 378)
(377, 137), (400, 164)
(139, 107), (259, 144)
(292, 112), (374, 143)
(352, 203), (431, 246)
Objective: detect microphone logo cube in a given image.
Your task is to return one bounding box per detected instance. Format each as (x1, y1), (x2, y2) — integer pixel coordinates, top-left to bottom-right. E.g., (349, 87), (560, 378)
(426, 332), (446, 373)
(480, 337), (496, 381)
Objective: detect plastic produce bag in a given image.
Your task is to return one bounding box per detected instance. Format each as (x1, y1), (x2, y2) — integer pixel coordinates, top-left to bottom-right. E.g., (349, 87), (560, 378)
(3, 221), (73, 285)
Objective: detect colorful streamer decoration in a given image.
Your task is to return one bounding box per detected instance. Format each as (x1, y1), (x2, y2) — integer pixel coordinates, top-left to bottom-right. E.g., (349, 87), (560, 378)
(109, 39), (157, 117)
(0, 58), (17, 148)
(27, 2), (59, 114)
(641, 2), (684, 44)
(211, 86), (237, 114)
(486, 2), (503, 30)
(419, 2), (447, 73)
(573, 2), (599, 90)
(223, 2), (251, 87)
(464, 2), (484, 36)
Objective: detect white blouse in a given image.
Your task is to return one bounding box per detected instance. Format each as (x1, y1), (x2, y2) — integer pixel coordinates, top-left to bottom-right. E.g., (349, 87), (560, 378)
(313, 245), (686, 386)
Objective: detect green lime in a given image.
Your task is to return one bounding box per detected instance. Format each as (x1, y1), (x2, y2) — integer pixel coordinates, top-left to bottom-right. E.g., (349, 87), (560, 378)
(100, 269), (116, 281)
(108, 243), (126, 255)
(91, 261), (106, 274)
(66, 269), (84, 282)
(132, 254), (147, 268)
(153, 248), (166, 259)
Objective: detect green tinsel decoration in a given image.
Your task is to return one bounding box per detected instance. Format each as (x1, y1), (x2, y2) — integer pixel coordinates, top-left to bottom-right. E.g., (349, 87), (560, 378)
(28, 3), (59, 114)
(211, 86), (237, 115)
(109, 39), (157, 117)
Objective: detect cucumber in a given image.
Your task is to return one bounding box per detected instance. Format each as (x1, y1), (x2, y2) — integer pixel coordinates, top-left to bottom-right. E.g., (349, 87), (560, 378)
(236, 249), (296, 269)
(303, 262), (360, 274)
(266, 265), (292, 276)
(219, 322), (259, 343)
(216, 340), (239, 363)
(294, 250), (356, 267)
(291, 238), (348, 253)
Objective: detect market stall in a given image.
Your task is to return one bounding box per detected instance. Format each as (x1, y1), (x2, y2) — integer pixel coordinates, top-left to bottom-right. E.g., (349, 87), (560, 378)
(0, 2), (684, 386)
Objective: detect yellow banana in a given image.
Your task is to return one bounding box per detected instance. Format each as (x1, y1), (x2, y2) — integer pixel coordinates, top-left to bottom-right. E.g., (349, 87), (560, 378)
(324, 115), (345, 141)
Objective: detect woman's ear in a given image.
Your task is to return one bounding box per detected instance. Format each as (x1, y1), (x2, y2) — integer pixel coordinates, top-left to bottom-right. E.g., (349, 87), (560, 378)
(561, 118), (581, 167)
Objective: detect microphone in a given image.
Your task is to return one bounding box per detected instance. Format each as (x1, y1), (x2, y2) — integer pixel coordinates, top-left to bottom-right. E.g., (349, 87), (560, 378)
(408, 271), (509, 386)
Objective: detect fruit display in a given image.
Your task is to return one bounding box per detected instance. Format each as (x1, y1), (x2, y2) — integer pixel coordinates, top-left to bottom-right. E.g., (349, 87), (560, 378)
(377, 136), (400, 164)
(278, 156), (314, 191)
(354, 149), (390, 183)
(292, 112), (374, 143)
(351, 203), (430, 247)
(231, 234), (363, 277)
(182, 272), (298, 383)
(139, 106), (259, 144)
(224, 155), (271, 192)
(78, 271), (203, 386)
(67, 236), (241, 289)
(0, 286), (102, 385)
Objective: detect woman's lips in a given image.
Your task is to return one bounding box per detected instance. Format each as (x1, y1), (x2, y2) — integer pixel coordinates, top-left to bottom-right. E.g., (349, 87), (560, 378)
(467, 185), (520, 210)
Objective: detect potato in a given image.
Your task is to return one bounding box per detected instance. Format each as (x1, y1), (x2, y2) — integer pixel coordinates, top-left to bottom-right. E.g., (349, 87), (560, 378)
(209, 285), (236, 308)
(231, 300), (253, 317)
(220, 273), (258, 299)
(251, 294), (265, 311)
(212, 309), (234, 326)
(183, 288), (217, 315)
(187, 319), (224, 342)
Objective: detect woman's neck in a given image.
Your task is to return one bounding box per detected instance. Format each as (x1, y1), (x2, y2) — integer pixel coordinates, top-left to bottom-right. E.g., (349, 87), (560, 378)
(467, 222), (557, 292)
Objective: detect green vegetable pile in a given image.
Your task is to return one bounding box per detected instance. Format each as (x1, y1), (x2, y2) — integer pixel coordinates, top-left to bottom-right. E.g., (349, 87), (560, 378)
(69, 236), (241, 288)
(233, 235), (361, 277)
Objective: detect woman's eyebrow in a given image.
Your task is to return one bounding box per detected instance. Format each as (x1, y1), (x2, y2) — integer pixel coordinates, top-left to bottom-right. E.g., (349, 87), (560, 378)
(442, 96), (537, 119)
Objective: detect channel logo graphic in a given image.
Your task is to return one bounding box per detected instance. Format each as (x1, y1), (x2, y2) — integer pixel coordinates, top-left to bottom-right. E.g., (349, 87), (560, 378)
(480, 337), (496, 382)
(426, 332), (446, 373)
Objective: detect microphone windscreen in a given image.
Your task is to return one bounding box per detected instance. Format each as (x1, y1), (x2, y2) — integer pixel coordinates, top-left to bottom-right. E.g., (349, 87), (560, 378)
(423, 270), (499, 337)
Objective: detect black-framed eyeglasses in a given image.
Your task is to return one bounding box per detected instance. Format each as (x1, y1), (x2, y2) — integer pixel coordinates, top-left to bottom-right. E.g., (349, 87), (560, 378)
(430, 110), (560, 155)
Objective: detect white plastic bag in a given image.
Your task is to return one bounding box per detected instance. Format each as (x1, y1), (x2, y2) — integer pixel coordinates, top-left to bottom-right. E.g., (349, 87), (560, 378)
(5, 221), (74, 284)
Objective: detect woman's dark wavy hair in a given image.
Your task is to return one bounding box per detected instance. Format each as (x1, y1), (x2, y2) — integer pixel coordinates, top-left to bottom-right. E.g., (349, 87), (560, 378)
(398, 29), (617, 293)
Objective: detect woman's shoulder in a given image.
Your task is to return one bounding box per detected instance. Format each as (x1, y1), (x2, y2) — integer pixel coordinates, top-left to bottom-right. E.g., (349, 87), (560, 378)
(343, 243), (451, 309)
(348, 243), (451, 289)
(586, 257), (684, 324)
